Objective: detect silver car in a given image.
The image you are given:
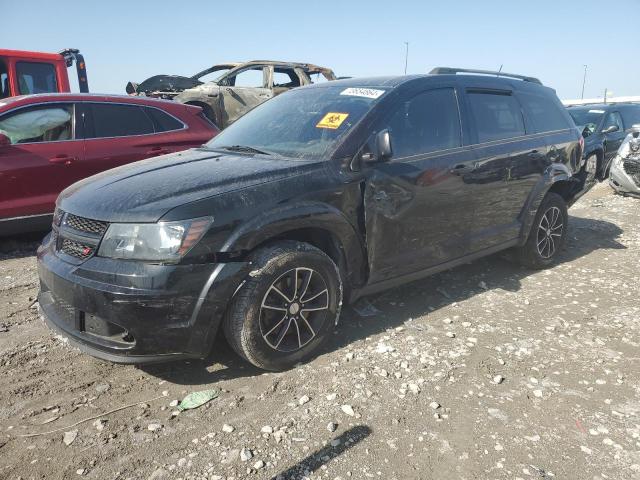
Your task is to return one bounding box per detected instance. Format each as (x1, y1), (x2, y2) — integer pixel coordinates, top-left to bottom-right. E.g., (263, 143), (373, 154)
(610, 126), (640, 197)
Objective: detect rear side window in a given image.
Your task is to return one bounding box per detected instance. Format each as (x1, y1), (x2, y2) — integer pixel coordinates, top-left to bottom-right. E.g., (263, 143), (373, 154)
(0, 60), (9, 98)
(467, 91), (525, 143)
(620, 107), (640, 129)
(144, 107), (184, 132)
(387, 88), (462, 158)
(0, 104), (73, 144)
(16, 62), (58, 95)
(87, 104), (155, 138)
(518, 91), (571, 133)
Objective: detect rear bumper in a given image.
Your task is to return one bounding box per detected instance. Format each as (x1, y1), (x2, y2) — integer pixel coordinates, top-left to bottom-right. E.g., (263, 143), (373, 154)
(37, 232), (250, 364)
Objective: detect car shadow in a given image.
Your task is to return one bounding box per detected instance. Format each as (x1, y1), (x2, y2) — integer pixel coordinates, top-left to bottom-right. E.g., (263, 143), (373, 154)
(0, 231), (48, 260)
(145, 215), (625, 386)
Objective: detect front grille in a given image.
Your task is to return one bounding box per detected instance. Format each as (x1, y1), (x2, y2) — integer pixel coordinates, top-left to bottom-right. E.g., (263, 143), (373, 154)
(623, 160), (640, 186)
(60, 239), (95, 259)
(64, 213), (108, 235)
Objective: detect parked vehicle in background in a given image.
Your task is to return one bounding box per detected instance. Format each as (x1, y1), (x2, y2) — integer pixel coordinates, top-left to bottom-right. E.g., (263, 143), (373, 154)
(0, 48), (88, 98)
(0, 94), (218, 235)
(610, 126), (640, 197)
(566, 102), (640, 181)
(127, 60), (336, 129)
(38, 69), (585, 370)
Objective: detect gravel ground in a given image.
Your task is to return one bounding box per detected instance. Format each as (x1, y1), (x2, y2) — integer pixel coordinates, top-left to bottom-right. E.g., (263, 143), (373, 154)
(1, 182), (639, 480)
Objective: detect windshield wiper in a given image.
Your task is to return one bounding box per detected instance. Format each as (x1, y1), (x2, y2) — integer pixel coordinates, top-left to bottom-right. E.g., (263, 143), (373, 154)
(222, 145), (271, 155)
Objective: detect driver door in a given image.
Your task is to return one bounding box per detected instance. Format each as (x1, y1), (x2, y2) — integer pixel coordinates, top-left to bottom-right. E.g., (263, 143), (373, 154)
(219, 66), (273, 127)
(602, 111), (626, 162)
(363, 87), (478, 283)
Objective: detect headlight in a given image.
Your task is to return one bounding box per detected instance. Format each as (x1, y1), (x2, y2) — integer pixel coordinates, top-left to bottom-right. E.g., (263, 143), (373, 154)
(98, 217), (212, 262)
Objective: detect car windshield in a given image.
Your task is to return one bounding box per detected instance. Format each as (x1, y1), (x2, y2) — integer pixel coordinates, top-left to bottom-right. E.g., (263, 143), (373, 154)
(206, 85), (388, 160)
(568, 108), (605, 128)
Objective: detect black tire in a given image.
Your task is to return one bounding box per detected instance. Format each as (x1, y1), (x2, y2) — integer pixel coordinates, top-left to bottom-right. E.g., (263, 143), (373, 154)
(514, 192), (568, 269)
(223, 241), (343, 371)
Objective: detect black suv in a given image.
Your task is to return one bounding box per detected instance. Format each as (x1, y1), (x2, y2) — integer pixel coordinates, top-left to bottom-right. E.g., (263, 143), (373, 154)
(38, 68), (585, 371)
(567, 102), (640, 181)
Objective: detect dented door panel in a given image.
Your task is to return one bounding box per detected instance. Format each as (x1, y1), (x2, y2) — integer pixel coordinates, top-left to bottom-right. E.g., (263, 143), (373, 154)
(363, 147), (477, 283)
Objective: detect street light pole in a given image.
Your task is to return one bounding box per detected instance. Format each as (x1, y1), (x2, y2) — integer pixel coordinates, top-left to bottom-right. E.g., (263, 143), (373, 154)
(581, 65), (588, 99)
(404, 42), (409, 75)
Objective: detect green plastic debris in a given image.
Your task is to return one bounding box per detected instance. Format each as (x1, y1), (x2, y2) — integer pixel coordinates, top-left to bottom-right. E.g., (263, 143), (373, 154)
(177, 389), (219, 411)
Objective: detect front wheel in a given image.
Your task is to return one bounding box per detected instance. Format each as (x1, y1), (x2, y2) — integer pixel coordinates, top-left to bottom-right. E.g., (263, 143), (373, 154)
(223, 241), (342, 371)
(514, 192), (568, 269)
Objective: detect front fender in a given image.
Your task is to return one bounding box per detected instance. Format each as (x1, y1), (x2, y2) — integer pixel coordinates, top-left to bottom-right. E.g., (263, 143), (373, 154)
(220, 201), (367, 288)
(518, 162), (574, 244)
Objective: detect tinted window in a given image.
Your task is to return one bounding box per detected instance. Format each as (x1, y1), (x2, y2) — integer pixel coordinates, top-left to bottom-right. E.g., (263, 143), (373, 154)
(145, 107), (183, 132)
(16, 62), (58, 94)
(519, 91), (571, 133)
(468, 91), (525, 143)
(0, 60), (9, 98)
(603, 111), (624, 132)
(0, 105), (73, 144)
(620, 107), (640, 129)
(387, 88), (461, 158)
(568, 107), (605, 129)
(88, 104), (154, 138)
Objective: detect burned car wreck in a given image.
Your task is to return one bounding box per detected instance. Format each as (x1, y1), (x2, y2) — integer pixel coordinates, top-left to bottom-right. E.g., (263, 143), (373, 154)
(610, 127), (640, 197)
(127, 60), (336, 129)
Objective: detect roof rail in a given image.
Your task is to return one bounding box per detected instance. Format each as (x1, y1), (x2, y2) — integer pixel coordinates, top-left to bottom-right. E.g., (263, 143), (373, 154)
(429, 67), (542, 85)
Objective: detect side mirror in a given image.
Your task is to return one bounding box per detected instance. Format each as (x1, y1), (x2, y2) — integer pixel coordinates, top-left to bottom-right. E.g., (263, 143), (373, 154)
(0, 133), (10, 147)
(602, 125), (619, 134)
(375, 129), (392, 162)
(125, 81), (138, 95)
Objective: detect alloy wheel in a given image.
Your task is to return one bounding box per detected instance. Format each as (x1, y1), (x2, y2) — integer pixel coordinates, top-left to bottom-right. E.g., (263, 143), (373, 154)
(259, 267), (330, 352)
(536, 206), (563, 259)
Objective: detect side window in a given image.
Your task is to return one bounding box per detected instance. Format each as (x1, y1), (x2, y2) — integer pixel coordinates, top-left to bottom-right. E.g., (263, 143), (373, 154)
(467, 91), (525, 143)
(620, 107), (640, 130)
(228, 68), (265, 88)
(273, 69), (300, 88)
(603, 111), (624, 132)
(87, 104), (155, 138)
(518, 91), (571, 133)
(0, 105), (73, 144)
(16, 62), (58, 95)
(144, 107), (184, 132)
(0, 60), (9, 98)
(387, 88), (461, 158)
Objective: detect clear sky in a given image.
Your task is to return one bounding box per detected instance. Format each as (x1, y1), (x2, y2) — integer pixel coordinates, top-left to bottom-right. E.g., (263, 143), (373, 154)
(4, 0), (639, 100)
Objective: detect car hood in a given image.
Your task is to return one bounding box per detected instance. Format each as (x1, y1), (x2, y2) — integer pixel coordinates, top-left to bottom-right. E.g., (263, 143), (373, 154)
(58, 148), (324, 223)
(135, 74), (202, 94)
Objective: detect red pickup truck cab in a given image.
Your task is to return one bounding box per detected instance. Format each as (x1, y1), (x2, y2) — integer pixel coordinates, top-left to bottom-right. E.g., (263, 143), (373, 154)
(0, 94), (218, 235)
(0, 48), (88, 99)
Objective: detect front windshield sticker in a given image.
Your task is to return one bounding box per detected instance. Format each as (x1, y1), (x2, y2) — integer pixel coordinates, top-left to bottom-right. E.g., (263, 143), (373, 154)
(588, 110), (605, 114)
(316, 112), (349, 129)
(340, 87), (385, 99)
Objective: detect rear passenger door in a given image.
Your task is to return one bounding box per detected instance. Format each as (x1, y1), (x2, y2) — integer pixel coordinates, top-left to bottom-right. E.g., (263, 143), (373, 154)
(80, 102), (185, 179)
(462, 88), (547, 251)
(364, 87), (478, 282)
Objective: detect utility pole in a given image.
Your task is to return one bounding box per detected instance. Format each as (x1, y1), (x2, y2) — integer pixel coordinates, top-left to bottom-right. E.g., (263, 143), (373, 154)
(404, 42), (409, 75)
(604, 88), (608, 104)
(581, 65), (588, 99)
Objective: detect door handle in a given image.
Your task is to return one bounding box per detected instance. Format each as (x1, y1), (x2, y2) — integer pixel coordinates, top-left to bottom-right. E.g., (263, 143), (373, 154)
(49, 155), (75, 165)
(146, 147), (170, 156)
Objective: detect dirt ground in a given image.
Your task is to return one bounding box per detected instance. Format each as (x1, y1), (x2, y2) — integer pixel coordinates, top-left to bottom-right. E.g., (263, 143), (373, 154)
(1, 182), (639, 480)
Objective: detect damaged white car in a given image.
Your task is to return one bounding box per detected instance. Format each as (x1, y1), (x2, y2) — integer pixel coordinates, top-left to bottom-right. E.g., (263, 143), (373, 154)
(610, 125), (640, 197)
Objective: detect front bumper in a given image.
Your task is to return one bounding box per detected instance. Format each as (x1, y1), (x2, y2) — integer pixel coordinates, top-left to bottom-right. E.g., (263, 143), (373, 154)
(610, 156), (640, 197)
(37, 232), (249, 364)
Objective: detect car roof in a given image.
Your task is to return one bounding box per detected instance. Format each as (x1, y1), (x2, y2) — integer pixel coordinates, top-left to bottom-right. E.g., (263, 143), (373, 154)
(0, 93), (190, 110)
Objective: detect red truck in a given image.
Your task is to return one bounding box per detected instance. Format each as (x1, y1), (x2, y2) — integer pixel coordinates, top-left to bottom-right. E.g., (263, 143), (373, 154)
(0, 48), (88, 98)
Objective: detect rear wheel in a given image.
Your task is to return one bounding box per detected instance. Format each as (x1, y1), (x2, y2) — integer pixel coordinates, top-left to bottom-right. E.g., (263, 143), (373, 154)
(223, 241), (342, 371)
(514, 192), (568, 269)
